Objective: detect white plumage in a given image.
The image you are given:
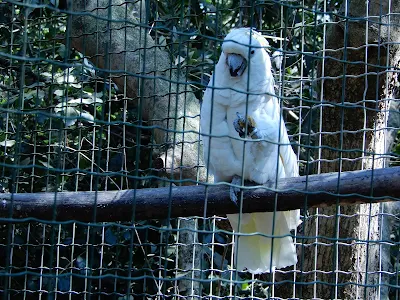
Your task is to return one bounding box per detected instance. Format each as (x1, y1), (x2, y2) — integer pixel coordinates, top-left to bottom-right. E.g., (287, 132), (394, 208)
(200, 28), (300, 274)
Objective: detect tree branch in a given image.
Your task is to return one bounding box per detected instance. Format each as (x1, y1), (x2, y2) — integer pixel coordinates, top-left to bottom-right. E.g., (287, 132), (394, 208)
(1, 166), (399, 222)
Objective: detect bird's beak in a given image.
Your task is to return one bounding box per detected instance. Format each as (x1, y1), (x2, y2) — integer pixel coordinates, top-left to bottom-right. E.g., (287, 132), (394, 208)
(226, 53), (247, 77)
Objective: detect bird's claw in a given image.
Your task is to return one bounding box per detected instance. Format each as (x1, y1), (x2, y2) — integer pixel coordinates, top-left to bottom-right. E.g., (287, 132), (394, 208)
(233, 112), (260, 139)
(233, 113), (246, 138)
(229, 175), (242, 206)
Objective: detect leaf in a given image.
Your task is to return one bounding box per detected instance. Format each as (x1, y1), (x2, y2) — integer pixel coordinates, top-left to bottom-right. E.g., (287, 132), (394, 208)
(0, 94), (18, 106)
(54, 89), (65, 97)
(20, 157), (31, 165)
(174, 56), (185, 66)
(82, 90), (103, 99)
(50, 0), (59, 8)
(67, 97), (103, 106)
(214, 232), (227, 244)
(39, 160), (54, 169)
(118, 296), (133, 300)
(57, 276), (70, 292)
(26, 82), (45, 88)
(241, 282), (250, 291)
(63, 237), (73, 245)
(57, 105), (79, 117)
(105, 228), (118, 245)
(64, 118), (77, 127)
(27, 276), (39, 291)
(75, 256), (87, 274)
(23, 90), (35, 100)
(203, 233), (212, 244)
(211, 251), (228, 270)
(159, 35), (167, 47)
(41, 72), (54, 78)
(53, 105), (78, 127)
(54, 98), (103, 114)
(123, 230), (131, 241)
(175, 271), (190, 279)
(56, 74), (76, 84)
(172, 26), (178, 42)
(0, 140), (15, 147)
(83, 57), (96, 76)
(14, 235), (24, 245)
(166, 245), (175, 256)
(55, 104), (94, 126)
(79, 111), (94, 123)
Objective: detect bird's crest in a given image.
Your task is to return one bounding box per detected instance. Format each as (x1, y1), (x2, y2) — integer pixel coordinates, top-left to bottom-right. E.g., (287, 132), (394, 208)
(227, 27), (287, 52)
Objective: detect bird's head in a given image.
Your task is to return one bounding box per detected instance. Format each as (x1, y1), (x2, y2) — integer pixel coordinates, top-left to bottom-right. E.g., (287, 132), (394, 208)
(221, 28), (271, 78)
(210, 28), (275, 106)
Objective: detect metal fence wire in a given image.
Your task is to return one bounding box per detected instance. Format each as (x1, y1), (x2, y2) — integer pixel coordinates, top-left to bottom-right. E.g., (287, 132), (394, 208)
(0, 0), (400, 299)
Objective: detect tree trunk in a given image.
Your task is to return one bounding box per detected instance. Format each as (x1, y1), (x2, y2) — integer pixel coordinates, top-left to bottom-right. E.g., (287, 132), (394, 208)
(66, 0), (204, 296)
(67, 0), (205, 183)
(299, 0), (400, 298)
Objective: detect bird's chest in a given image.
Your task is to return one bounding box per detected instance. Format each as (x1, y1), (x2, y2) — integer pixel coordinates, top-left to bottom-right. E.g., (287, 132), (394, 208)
(205, 98), (279, 182)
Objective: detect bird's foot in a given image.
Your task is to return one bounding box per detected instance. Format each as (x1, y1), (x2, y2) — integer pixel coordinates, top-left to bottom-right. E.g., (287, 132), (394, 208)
(229, 175), (242, 206)
(233, 112), (262, 139)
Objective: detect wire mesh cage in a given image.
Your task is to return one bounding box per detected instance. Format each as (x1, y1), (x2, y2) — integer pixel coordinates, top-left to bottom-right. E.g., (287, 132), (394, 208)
(0, 0), (400, 299)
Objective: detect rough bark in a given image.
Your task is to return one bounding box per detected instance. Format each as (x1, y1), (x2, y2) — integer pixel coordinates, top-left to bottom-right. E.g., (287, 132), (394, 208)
(68, 0), (205, 183)
(177, 218), (201, 298)
(298, 0), (400, 299)
(380, 46), (400, 300)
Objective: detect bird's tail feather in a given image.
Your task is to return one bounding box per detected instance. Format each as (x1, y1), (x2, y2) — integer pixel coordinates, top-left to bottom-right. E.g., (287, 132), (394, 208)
(227, 211), (298, 274)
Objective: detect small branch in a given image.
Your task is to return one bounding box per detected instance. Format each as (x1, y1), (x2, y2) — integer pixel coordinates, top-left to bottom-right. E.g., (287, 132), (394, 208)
(1, 166), (400, 222)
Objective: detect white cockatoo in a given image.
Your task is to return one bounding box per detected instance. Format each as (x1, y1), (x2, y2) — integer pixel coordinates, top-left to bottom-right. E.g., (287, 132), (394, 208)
(200, 28), (300, 274)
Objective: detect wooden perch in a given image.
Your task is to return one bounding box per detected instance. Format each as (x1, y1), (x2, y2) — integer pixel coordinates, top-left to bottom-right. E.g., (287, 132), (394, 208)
(0, 166), (399, 222)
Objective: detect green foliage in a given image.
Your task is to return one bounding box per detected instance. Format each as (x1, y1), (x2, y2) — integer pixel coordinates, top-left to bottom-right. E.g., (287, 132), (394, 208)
(0, 2), (146, 193)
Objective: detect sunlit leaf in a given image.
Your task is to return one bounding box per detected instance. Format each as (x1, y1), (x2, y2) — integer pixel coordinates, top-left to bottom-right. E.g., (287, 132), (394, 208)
(105, 228), (118, 245)
(57, 277), (70, 292)
(39, 160), (54, 169)
(174, 55), (185, 66)
(0, 140), (15, 147)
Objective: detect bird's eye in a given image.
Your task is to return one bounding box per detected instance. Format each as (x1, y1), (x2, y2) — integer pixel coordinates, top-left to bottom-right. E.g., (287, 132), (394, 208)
(251, 50), (255, 54)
